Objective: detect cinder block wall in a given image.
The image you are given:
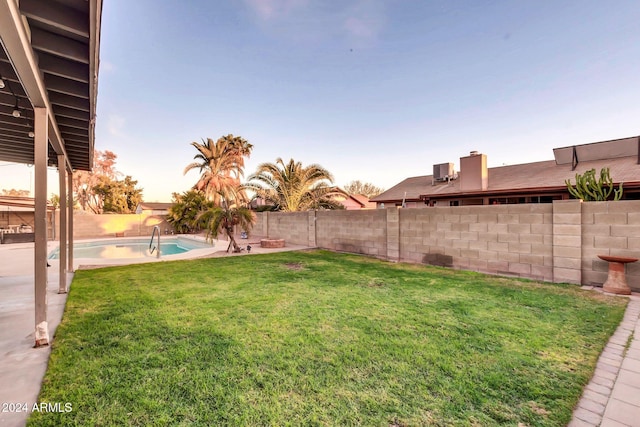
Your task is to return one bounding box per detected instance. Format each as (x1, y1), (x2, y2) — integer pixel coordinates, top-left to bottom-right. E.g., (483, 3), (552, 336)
(256, 200), (640, 291)
(316, 209), (387, 257)
(581, 200), (640, 289)
(253, 211), (267, 237)
(54, 212), (170, 239)
(552, 200), (583, 284)
(260, 211), (311, 246)
(399, 204), (553, 281)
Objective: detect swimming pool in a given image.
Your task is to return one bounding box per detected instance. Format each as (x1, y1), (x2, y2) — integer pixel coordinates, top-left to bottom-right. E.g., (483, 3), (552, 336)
(48, 236), (215, 260)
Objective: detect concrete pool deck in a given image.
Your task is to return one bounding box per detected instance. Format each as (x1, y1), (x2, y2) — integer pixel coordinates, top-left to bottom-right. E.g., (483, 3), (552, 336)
(0, 236), (309, 427)
(52, 234), (234, 269)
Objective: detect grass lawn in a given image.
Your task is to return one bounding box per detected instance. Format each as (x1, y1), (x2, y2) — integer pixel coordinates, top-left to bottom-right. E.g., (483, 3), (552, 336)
(30, 250), (626, 426)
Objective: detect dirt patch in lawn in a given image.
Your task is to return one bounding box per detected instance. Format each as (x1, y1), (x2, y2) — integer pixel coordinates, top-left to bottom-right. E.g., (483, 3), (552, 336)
(283, 262), (304, 270)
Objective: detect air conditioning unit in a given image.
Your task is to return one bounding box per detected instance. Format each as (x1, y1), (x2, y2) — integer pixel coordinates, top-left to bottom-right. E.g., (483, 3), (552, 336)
(433, 162), (454, 181)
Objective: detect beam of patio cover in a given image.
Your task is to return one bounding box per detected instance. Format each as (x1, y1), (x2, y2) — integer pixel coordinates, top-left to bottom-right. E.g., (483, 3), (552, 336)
(0, 0), (71, 171)
(19, 0), (89, 39)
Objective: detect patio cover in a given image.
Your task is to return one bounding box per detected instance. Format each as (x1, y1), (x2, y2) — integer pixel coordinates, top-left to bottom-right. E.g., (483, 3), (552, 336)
(0, 0), (102, 346)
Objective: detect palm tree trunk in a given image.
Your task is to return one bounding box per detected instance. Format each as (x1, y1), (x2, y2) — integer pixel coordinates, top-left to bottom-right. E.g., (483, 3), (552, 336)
(225, 227), (241, 252)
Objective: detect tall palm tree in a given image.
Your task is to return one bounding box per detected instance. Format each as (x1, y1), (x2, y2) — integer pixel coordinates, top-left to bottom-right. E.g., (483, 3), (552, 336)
(245, 158), (341, 211)
(184, 134), (252, 205)
(199, 202), (255, 252)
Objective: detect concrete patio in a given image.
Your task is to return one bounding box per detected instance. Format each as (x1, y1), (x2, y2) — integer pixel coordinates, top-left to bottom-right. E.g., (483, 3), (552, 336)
(0, 242), (68, 427)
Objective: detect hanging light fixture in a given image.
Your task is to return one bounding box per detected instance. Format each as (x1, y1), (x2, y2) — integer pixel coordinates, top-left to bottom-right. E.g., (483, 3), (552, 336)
(12, 100), (21, 118)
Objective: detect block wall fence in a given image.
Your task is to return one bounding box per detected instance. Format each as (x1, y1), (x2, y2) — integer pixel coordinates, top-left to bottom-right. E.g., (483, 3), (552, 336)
(53, 211), (170, 239)
(254, 200), (640, 291)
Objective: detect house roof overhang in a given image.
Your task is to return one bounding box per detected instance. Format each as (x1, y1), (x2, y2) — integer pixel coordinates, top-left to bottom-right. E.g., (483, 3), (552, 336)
(0, 0), (102, 172)
(418, 186), (570, 201)
(0, 195), (54, 211)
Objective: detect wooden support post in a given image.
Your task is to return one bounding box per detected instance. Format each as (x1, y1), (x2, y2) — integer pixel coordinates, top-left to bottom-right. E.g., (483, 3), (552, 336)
(67, 167), (74, 272)
(34, 107), (49, 347)
(58, 154), (67, 294)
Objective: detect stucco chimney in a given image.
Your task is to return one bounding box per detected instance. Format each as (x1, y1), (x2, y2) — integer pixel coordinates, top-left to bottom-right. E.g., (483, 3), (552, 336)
(460, 151), (488, 191)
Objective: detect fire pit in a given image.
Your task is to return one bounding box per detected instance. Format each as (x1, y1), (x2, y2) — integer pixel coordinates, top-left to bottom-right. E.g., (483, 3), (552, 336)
(260, 239), (285, 249)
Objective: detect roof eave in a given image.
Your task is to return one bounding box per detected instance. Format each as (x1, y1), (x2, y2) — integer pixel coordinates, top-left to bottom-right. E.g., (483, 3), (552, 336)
(0, 0), (71, 170)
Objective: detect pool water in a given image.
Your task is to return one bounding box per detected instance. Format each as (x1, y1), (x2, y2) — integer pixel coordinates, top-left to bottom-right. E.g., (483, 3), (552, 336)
(48, 237), (212, 260)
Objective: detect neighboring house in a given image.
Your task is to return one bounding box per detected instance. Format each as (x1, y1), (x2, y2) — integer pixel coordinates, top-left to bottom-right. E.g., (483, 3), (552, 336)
(135, 202), (172, 216)
(249, 190), (375, 210)
(351, 194), (377, 209)
(0, 196), (55, 242)
(372, 136), (640, 208)
(332, 191), (376, 210)
(249, 197), (270, 210)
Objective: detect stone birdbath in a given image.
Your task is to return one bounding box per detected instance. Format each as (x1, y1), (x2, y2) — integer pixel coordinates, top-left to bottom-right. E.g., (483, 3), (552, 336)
(598, 255), (638, 295)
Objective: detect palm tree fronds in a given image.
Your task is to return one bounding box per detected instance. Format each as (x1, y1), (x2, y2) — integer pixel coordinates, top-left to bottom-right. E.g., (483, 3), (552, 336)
(245, 158), (339, 212)
(184, 135), (252, 206)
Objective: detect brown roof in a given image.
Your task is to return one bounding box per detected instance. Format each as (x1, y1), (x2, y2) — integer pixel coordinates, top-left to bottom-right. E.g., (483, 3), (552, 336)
(0, 196), (54, 211)
(372, 176), (432, 203)
(351, 194), (375, 208)
(372, 155), (640, 203)
(330, 189), (376, 208)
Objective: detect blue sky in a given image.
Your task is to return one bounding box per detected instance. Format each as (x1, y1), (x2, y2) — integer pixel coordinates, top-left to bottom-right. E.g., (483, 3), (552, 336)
(2, 0), (640, 201)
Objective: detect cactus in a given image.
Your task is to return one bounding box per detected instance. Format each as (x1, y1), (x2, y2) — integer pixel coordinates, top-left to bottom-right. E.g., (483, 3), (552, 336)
(565, 167), (623, 201)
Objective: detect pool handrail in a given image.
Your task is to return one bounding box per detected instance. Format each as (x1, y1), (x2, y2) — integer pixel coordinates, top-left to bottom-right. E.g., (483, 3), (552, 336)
(149, 226), (161, 258)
